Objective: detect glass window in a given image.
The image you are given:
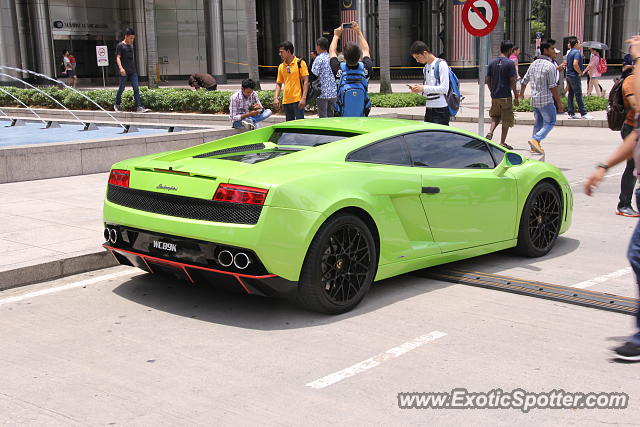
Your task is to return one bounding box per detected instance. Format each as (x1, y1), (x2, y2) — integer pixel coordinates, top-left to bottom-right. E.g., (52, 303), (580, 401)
(487, 143), (506, 164)
(404, 131), (496, 169)
(269, 128), (357, 147)
(347, 136), (411, 166)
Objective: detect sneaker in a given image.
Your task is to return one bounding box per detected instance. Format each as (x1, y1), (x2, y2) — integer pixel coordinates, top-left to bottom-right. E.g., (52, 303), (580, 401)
(613, 342), (640, 361)
(485, 132), (493, 140)
(616, 206), (640, 217)
(241, 120), (255, 130)
(528, 139), (544, 154)
(567, 114), (579, 119)
(581, 113), (594, 120)
(136, 107), (150, 113)
(114, 105), (121, 112)
(500, 142), (514, 150)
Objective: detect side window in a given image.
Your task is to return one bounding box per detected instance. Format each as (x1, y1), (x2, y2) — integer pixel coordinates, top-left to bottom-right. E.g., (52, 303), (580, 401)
(347, 136), (411, 166)
(487, 143), (506, 164)
(404, 131), (496, 169)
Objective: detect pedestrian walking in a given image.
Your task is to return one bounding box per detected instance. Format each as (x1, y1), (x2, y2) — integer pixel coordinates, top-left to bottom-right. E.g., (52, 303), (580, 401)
(566, 39), (594, 119)
(485, 40), (519, 150)
(229, 78), (272, 130)
(114, 28), (149, 113)
(509, 46), (521, 81)
(409, 41), (451, 126)
(273, 41), (309, 121)
(329, 21), (373, 117)
(519, 42), (564, 154)
(62, 50), (77, 88)
(311, 37), (337, 118)
(188, 73), (217, 91)
(615, 60), (639, 217)
(622, 47), (634, 79)
(583, 48), (604, 97)
(584, 35), (640, 361)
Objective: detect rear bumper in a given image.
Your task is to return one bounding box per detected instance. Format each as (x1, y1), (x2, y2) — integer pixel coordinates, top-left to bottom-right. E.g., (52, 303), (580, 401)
(103, 225), (298, 298)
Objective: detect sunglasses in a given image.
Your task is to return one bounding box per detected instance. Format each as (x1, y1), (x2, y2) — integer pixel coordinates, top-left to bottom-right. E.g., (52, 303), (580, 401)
(286, 65), (291, 73)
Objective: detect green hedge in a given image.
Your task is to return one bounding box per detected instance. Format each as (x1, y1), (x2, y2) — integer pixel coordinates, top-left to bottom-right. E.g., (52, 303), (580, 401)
(0, 87), (426, 113)
(513, 95), (607, 112)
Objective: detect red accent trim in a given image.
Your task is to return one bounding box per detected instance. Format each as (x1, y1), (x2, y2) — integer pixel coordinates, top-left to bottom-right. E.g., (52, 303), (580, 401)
(140, 256), (154, 273)
(235, 276), (251, 294)
(103, 245), (277, 280)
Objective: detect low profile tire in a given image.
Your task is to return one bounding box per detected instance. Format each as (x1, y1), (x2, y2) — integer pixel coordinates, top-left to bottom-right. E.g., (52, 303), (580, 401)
(515, 181), (562, 257)
(297, 214), (378, 314)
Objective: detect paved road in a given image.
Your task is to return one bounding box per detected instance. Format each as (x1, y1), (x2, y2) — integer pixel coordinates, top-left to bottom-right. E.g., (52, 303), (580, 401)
(2, 122), (640, 425)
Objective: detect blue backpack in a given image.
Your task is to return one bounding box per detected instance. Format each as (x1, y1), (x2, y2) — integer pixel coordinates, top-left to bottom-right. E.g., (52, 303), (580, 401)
(335, 62), (371, 117)
(433, 59), (462, 117)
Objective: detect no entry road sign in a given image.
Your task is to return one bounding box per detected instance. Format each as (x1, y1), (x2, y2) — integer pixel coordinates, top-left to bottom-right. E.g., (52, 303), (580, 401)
(96, 45), (108, 67)
(462, 0), (499, 37)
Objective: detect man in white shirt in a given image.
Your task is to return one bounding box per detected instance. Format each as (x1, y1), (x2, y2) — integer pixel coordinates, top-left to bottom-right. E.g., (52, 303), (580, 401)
(409, 41), (450, 126)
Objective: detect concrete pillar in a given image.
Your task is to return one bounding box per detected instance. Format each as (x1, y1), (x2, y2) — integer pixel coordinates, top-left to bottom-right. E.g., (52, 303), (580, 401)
(0, 0), (22, 82)
(550, 0), (569, 44)
(28, 0), (55, 78)
(131, 0), (148, 78)
(143, 0), (158, 88)
(279, 0), (295, 48)
(204, 0), (226, 83)
(623, 0), (640, 44)
(489, 2), (505, 58)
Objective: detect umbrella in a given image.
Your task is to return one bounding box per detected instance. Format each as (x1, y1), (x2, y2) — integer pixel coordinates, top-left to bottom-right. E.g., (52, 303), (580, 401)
(582, 41), (609, 50)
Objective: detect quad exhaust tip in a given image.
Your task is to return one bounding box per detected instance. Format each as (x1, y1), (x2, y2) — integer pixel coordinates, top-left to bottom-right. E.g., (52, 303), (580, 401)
(104, 227), (118, 244)
(217, 250), (251, 270)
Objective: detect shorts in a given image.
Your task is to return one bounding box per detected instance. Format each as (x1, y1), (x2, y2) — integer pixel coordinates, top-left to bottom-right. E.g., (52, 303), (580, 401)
(489, 97), (515, 127)
(66, 70), (76, 78)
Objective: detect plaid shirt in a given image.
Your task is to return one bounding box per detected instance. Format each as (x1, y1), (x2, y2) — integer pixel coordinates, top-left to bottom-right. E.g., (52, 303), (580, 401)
(229, 90), (261, 122)
(521, 55), (558, 108)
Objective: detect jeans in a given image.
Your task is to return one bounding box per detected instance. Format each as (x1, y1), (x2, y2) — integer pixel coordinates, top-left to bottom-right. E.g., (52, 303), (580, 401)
(424, 106), (450, 126)
(284, 102), (304, 121)
(532, 103), (557, 142)
(626, 190), (640, 345)
(115, 72), (141, 108)
(317, 98), (336, 118)
(231, 109), (272, 129)
(566, 74), (587, 116)
(619, 124), (637, 209)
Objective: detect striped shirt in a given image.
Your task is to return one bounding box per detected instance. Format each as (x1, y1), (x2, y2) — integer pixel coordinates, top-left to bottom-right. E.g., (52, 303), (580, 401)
(229, 90), (260, 123)
(521, 55), (558, 108)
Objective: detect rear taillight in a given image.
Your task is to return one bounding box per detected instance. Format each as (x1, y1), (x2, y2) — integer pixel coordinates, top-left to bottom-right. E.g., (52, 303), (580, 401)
(108, 169), (130, 187)
(213, 184), (268, 205)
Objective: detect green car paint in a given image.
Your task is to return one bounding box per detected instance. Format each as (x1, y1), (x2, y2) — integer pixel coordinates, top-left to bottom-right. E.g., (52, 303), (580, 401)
(104, 118), (572, 283)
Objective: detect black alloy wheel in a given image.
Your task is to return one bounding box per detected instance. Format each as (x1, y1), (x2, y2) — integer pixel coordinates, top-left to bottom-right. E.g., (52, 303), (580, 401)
(298, 214), (377, 314)
(515, 181), (562, 257)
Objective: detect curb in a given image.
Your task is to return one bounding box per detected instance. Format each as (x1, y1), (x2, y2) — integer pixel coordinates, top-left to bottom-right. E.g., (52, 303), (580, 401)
(0, 249), (118, 292)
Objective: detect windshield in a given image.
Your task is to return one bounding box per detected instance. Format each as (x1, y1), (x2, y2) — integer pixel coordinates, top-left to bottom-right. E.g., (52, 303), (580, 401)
(268, 128), (357, 147)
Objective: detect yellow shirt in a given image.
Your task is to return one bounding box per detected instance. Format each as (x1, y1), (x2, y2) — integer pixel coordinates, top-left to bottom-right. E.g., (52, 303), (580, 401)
(276, 56), (309, 104)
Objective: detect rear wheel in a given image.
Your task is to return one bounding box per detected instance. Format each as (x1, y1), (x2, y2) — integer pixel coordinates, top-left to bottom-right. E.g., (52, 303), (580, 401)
(515, 181), (562, 257)
(297, 214), (377, 314)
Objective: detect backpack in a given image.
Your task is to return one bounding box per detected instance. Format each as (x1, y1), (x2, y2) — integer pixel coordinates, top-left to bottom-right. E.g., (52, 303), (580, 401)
(335, 62), (371, 117)
(606, 76), (627, 131)
(297, 58), (320, 103)
(597, 56), (608, 74)
(433, 59), (462, 116)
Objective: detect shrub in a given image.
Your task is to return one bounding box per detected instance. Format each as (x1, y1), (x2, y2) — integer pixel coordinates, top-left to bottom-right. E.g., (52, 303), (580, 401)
(514, 95), (607, 112)
(0, 87), (428, 113)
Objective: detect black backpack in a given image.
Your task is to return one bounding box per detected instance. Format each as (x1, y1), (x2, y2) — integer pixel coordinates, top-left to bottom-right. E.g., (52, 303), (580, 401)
(607, 76), (627, 131)
(297, 58), (320, 103)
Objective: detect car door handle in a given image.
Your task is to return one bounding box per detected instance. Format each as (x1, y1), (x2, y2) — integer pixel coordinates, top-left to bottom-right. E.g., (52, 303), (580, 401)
(422, 186), (440, 194)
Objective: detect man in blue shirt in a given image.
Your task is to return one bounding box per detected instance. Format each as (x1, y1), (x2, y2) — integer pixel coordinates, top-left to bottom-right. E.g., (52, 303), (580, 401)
(485, 40), (519, 149)
(311, 37), (337, 118)
(565, 39), (594, 119)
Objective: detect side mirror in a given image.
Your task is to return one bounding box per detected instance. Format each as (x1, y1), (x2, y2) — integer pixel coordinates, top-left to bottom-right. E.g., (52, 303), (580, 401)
(494, 152), (525, 177)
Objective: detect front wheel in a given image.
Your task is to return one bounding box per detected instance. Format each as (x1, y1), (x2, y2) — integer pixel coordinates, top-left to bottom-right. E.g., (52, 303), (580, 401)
(297, 214), (378, 314)
(515, 181), (562, 257)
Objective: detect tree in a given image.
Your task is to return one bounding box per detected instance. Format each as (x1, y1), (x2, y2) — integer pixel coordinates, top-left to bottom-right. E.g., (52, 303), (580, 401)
(244, 0), (261, 89)
(378, 0), (392, 93)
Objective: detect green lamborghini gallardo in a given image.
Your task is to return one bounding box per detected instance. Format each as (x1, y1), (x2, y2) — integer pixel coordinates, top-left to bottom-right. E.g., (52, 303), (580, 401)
(103, 118), (572, 313)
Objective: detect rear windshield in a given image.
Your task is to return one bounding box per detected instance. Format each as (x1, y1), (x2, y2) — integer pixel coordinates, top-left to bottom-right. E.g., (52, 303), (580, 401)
(268, 128), (357, 147)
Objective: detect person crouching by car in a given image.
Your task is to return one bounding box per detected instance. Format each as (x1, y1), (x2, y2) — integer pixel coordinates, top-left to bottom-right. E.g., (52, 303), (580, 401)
(188, 73), (218, 91)
(229, 78), (272, 130)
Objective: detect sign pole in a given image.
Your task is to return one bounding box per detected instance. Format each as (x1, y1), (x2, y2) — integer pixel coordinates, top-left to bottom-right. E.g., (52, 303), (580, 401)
(478, 35), (488, 136)
(101, 67), (106, 88)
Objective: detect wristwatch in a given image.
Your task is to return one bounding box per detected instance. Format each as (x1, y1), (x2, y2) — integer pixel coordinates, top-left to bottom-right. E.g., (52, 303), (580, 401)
(596, 162), (610, 170)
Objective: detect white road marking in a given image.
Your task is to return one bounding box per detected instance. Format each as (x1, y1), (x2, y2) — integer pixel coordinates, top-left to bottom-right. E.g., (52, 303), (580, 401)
(570, 172), (623, 187)
(0, 269), (138, 306)
(571, 267), (633, 289)
(305, 331), (447, 389)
